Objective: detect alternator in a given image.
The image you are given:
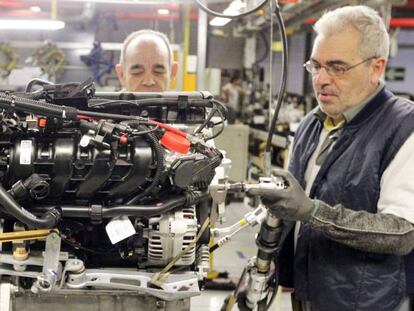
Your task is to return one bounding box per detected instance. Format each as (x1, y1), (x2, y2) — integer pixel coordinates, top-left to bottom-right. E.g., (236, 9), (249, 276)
(146, 206), (197, 266)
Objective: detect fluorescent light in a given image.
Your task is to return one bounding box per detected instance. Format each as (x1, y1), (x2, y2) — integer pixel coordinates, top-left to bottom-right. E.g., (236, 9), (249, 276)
(223, 0), (245, 15)
(66, 0), (164, 4)
(157, 9), (170, 15)
(209, 0), (246, 27)
(100, 42), (123, 50)
(30, 6), (42, 13)
(210, 17), (231, 27)
(0, 19), (65, 30)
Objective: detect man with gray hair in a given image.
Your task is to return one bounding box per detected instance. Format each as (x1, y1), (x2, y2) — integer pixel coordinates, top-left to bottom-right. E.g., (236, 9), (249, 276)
(115, 29), (178, 92)
(249, 5), (414, 311)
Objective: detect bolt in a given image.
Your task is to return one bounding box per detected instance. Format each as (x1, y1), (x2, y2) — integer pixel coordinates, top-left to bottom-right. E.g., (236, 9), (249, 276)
(156, 300), (166, 309)
(31, 283), (39, 294)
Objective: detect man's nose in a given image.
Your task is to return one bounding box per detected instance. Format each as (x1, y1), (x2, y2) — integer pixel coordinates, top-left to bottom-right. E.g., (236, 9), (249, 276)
(142, 73), (156, 86)
(313, 67), (333, 86)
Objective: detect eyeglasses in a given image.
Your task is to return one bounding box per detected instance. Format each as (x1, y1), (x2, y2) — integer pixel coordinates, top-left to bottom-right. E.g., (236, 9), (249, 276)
(303, 56), (377, 77)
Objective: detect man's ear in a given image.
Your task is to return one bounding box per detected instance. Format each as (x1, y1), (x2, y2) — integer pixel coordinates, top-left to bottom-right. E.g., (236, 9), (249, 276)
(115, 64), (125, 87)
(371, 57), (387, 84)
(170, 62), (179, 81)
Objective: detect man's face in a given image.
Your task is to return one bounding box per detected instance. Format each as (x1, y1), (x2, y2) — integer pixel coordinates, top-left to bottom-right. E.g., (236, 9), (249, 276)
(310, 28), (386, 120)
(116, 36), (178, 92)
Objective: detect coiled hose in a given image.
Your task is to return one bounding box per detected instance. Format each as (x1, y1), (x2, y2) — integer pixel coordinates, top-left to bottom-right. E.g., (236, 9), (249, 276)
(0, 184), (61, 229)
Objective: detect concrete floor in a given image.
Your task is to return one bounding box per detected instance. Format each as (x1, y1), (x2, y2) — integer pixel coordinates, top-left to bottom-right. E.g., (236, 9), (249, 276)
(191, 200), (293, 311)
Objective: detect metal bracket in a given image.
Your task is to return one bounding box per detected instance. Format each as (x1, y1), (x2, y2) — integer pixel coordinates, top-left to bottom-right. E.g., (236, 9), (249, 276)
(31, 231), (62, 293)
(209, 178), (228, 224)
(66, 269), (200, 301)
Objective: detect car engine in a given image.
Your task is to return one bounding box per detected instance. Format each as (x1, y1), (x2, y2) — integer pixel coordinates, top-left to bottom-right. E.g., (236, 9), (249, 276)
(0, 79), (230, 311)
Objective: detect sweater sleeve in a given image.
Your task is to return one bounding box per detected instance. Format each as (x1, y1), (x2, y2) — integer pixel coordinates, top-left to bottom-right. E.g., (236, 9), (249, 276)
(309, 200), (414, 256)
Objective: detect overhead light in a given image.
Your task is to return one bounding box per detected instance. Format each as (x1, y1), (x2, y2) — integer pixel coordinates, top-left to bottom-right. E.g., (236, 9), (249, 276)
(157, 9), (170, 15)
(209, 0), (245, 27)
(30, 6), (42, 13)
(66, 0), (167, 4)
(223, 0), (245, 15)
(209, 17), (231, 27)
(0, 19), (65, 30)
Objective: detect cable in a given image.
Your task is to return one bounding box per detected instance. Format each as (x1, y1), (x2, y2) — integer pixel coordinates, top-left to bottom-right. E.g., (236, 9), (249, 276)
(193, 107), (218, 134)
(265, 2), (288, 153)
(25, 78), (53, 92)
(195, 0), (269, 18)
(193, 100), (227, 135)
(125, 126), (165, 204)
(205, 105), (226, 141)
(254, 30), (270, 66)
(212, 99), (229, 118)
(223, 267), (248, 311)
(76, 109), (144, 121)
(267, 0), (274, 135)
(89, 98), (214, 108)
(130, 125), (160, 136)
(89, 99), (150, 108)
(61, 236), (117, 255)
(264, 276), (279, 311)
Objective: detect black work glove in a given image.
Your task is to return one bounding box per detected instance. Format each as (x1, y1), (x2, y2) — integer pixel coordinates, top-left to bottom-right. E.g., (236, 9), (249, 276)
(248, 169), (317, 222)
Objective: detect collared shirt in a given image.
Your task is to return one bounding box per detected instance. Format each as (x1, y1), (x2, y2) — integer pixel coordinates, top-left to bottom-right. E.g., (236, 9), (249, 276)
(305, 80), (385, 193)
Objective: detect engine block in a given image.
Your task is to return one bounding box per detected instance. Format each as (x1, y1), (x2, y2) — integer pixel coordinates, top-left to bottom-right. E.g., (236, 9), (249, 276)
(0, 81), (230, 310)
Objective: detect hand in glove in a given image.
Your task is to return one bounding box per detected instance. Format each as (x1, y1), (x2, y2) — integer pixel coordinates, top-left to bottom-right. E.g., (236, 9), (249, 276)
(248, 169), (317, 222)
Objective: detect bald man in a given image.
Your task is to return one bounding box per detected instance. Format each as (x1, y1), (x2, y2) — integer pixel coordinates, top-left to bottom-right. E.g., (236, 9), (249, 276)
(115, 29), (178, 92)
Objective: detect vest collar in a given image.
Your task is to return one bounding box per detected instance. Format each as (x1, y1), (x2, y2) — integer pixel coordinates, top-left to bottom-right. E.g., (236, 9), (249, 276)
(346, 87), (394, 128)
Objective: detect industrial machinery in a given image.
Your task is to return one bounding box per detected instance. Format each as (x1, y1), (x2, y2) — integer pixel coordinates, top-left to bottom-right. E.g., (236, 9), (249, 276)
(0, 79), (230, 311)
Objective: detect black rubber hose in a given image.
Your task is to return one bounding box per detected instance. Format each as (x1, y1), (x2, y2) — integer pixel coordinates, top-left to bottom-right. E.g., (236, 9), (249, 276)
(103, 197), (185, 217)
(33, 192), (209, 218)
(126, 126), (165, 205)
(0, 184), (61, 229)
(265, 3), (288, 153)
(58, 197), (184, 218)
(0, 93), (77, 120)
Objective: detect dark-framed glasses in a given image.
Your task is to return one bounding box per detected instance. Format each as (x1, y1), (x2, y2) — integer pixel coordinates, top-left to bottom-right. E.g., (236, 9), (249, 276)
(303, 56), (377, 77)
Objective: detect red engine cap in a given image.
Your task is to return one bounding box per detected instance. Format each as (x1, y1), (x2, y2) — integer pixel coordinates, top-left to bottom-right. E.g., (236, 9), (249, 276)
(160, 131), (190, 154)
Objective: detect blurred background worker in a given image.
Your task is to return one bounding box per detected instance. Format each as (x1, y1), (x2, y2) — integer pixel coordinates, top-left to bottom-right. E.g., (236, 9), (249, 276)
(115, 29), (178, 92)
(222, 74), (243, 123)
